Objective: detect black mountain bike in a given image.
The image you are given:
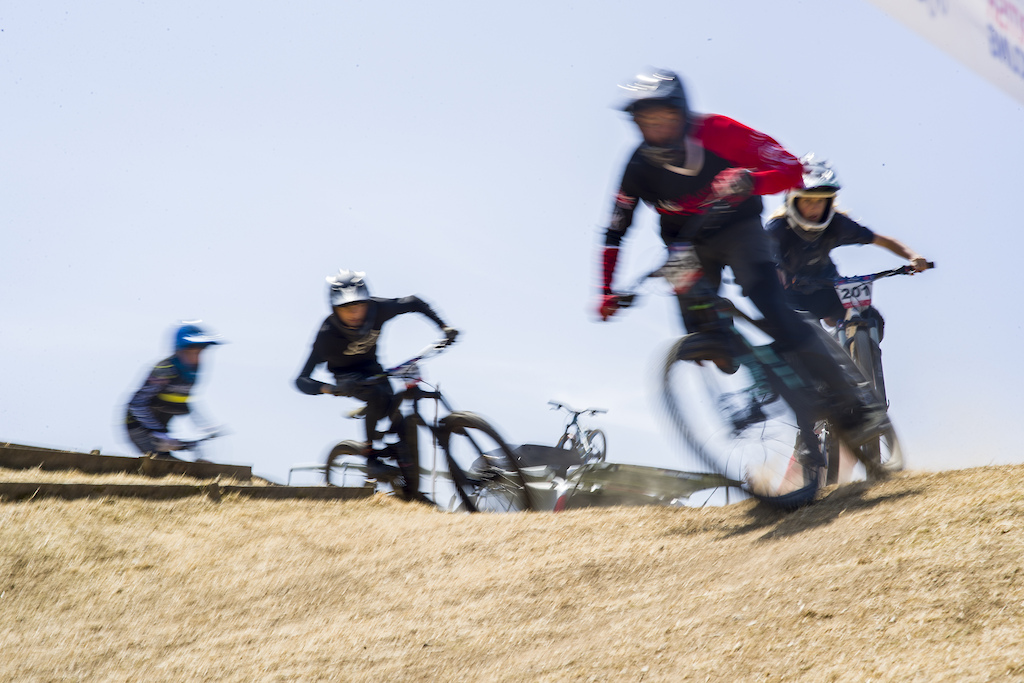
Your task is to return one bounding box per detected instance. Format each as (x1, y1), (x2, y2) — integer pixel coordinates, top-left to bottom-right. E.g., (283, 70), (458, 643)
(324, 340), (533, 513)
(814, 262), (934, 483)
(615, 221), (892, 510)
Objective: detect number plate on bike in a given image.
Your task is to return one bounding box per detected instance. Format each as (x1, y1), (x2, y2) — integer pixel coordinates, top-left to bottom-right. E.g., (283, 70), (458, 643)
(834, 276), (873, 309)
(662, 243), (704, 295)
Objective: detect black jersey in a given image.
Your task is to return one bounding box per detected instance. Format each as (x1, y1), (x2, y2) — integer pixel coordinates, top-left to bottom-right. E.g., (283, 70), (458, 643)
(767, 212), (875, 291)
(295, 296), (447, 395)
(605, 114), (804, 246)
(126, 355), (198, 432)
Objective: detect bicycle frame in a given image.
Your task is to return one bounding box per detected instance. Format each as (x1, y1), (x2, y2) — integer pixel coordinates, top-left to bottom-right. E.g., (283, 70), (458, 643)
(548, 401), (607, 462)
(327, 339), (533, 512)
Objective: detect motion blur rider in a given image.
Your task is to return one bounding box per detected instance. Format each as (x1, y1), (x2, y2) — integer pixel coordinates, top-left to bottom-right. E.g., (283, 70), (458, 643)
(766, 156), (930, 328)
(295, 270), (459, 482)
(126, 322), (223, 460)
(595, 68), (888, 447)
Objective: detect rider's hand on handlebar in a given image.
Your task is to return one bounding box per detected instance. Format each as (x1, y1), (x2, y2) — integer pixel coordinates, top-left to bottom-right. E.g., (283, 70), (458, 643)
(598, 293), (623, 321)
(329, 373), (362, 396)
(442, 326), (459, 345)
(152, 432), (183, 452)
(710, 168), (754, 206)
(910, 256), (930, 272)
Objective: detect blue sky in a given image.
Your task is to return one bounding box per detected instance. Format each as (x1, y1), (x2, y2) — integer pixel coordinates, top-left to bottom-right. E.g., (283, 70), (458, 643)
(2, 0), (1021, 483)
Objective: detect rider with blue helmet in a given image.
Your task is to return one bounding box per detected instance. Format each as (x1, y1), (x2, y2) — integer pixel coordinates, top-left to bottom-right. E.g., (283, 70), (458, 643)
(125, 321), (223, 459)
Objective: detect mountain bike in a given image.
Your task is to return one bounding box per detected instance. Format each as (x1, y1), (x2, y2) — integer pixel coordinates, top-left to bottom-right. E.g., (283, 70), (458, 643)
(814, 262), (934, 483)
(548, 400), (608, 464)
(616, 242), (891, 510)
(324, 340), (533, 513)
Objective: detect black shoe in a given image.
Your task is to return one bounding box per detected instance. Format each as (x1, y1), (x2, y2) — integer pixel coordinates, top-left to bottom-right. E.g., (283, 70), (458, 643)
(677, 331), (739, 375)
(835, 405), (891, 448)
(365, 458), (400, 481)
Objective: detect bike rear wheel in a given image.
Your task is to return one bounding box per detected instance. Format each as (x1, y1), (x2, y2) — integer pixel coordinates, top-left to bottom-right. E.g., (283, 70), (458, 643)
(583, 429), (607, 463)
(325, 440), (366, 487)
(661, 335), (822, 510)
(439, 411), (533, 513)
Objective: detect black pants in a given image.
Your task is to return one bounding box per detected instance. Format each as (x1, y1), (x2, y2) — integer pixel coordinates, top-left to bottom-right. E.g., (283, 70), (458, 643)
(334, 369), (396, 443)
(679, 216), (813, 351)
(678, 217), (872, 416)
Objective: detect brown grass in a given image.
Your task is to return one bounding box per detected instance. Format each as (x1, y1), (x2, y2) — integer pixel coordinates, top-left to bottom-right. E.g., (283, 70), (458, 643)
(0, 465), (256, 486)
(2, 466), (1024, 682)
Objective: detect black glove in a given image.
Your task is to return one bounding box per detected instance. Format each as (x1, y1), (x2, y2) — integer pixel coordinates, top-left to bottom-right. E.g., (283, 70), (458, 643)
(331, 373), (362, 396)
(710, 168), (754, 206)
(442, 326), (459, 345)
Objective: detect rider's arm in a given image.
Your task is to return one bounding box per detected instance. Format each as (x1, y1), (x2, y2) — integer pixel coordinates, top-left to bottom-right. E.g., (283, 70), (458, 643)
(389, 296), (456, 339)
(127, 362), (176, 432)
(598, 165), (642, 308)
(873, 234), (929, 271)
(295, 346), (333, 395)
(697, 115), (804, 196)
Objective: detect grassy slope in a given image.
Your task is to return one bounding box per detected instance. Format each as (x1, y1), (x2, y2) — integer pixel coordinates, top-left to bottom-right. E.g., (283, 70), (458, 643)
(2, 465), (1024, 682)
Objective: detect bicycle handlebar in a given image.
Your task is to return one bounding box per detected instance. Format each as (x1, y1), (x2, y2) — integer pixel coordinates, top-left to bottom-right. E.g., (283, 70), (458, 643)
(794, 261), (936, 290)
(548, 400), (607, 416)
(176, 431), (222, 449)
(840, 261), (935, 283)
(383, 338), (452, 376)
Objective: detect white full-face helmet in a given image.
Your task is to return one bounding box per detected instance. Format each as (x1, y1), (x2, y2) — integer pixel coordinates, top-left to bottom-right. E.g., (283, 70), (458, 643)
(785, 154), (841, 240)
(326, 269), (370, 308)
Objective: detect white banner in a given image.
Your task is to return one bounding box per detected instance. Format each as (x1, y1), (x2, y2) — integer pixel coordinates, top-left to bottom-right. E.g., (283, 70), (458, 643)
(865, 0), (1024, 104)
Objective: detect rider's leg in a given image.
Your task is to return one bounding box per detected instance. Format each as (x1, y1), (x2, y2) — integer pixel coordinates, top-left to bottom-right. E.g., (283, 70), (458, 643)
(333, 371), (396, 445)
(126, 420), (176, 460)
(702, 219), (887, 440)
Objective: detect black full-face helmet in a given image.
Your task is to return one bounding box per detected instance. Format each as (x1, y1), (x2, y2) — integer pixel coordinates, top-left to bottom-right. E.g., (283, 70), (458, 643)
(618, 68), (690, 118)
(326, 269), (371, 308)
(618, 69), (692, 164)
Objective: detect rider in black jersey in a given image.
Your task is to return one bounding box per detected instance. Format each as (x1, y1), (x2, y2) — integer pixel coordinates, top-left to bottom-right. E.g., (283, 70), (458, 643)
(766, 155), (929, 327)
(597, 69), (889, 447)
(295, 270), (458, 469)
(126, 322), (223, 459)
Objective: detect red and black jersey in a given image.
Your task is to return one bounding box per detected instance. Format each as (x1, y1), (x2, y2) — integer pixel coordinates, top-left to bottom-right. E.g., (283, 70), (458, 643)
(605, 114), (803, 246)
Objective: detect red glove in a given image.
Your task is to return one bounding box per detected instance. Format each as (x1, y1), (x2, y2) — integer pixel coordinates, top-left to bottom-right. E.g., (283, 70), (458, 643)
(598, 294), (621, 321)
(597, 246), (621, 321)
(711, 168), (754, 205)
(600, 246), (619, 294)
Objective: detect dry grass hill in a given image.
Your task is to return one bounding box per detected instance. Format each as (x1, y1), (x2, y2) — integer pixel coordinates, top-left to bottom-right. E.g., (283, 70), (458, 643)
(2, 463), (1024, 682)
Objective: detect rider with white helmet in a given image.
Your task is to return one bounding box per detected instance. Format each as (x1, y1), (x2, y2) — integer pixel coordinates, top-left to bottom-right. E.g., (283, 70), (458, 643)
(295, 270), (458, 462)
(767, 155), (929, 326)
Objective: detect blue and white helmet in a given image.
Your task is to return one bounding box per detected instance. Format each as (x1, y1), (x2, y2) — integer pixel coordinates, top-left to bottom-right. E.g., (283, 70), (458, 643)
(326, 269), (371, 308)
(785, 154), (842, 238)
(174, 321), (223, 350)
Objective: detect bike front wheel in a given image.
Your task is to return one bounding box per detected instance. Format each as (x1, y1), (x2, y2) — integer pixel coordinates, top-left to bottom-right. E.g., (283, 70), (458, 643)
(661, 335), (822, 510)
(439, 411), (533, 513)
(847, 329), (902, 475)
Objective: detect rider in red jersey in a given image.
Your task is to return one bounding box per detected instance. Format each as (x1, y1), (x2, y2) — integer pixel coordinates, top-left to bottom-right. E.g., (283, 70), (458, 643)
(597, 69), (887, 446)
